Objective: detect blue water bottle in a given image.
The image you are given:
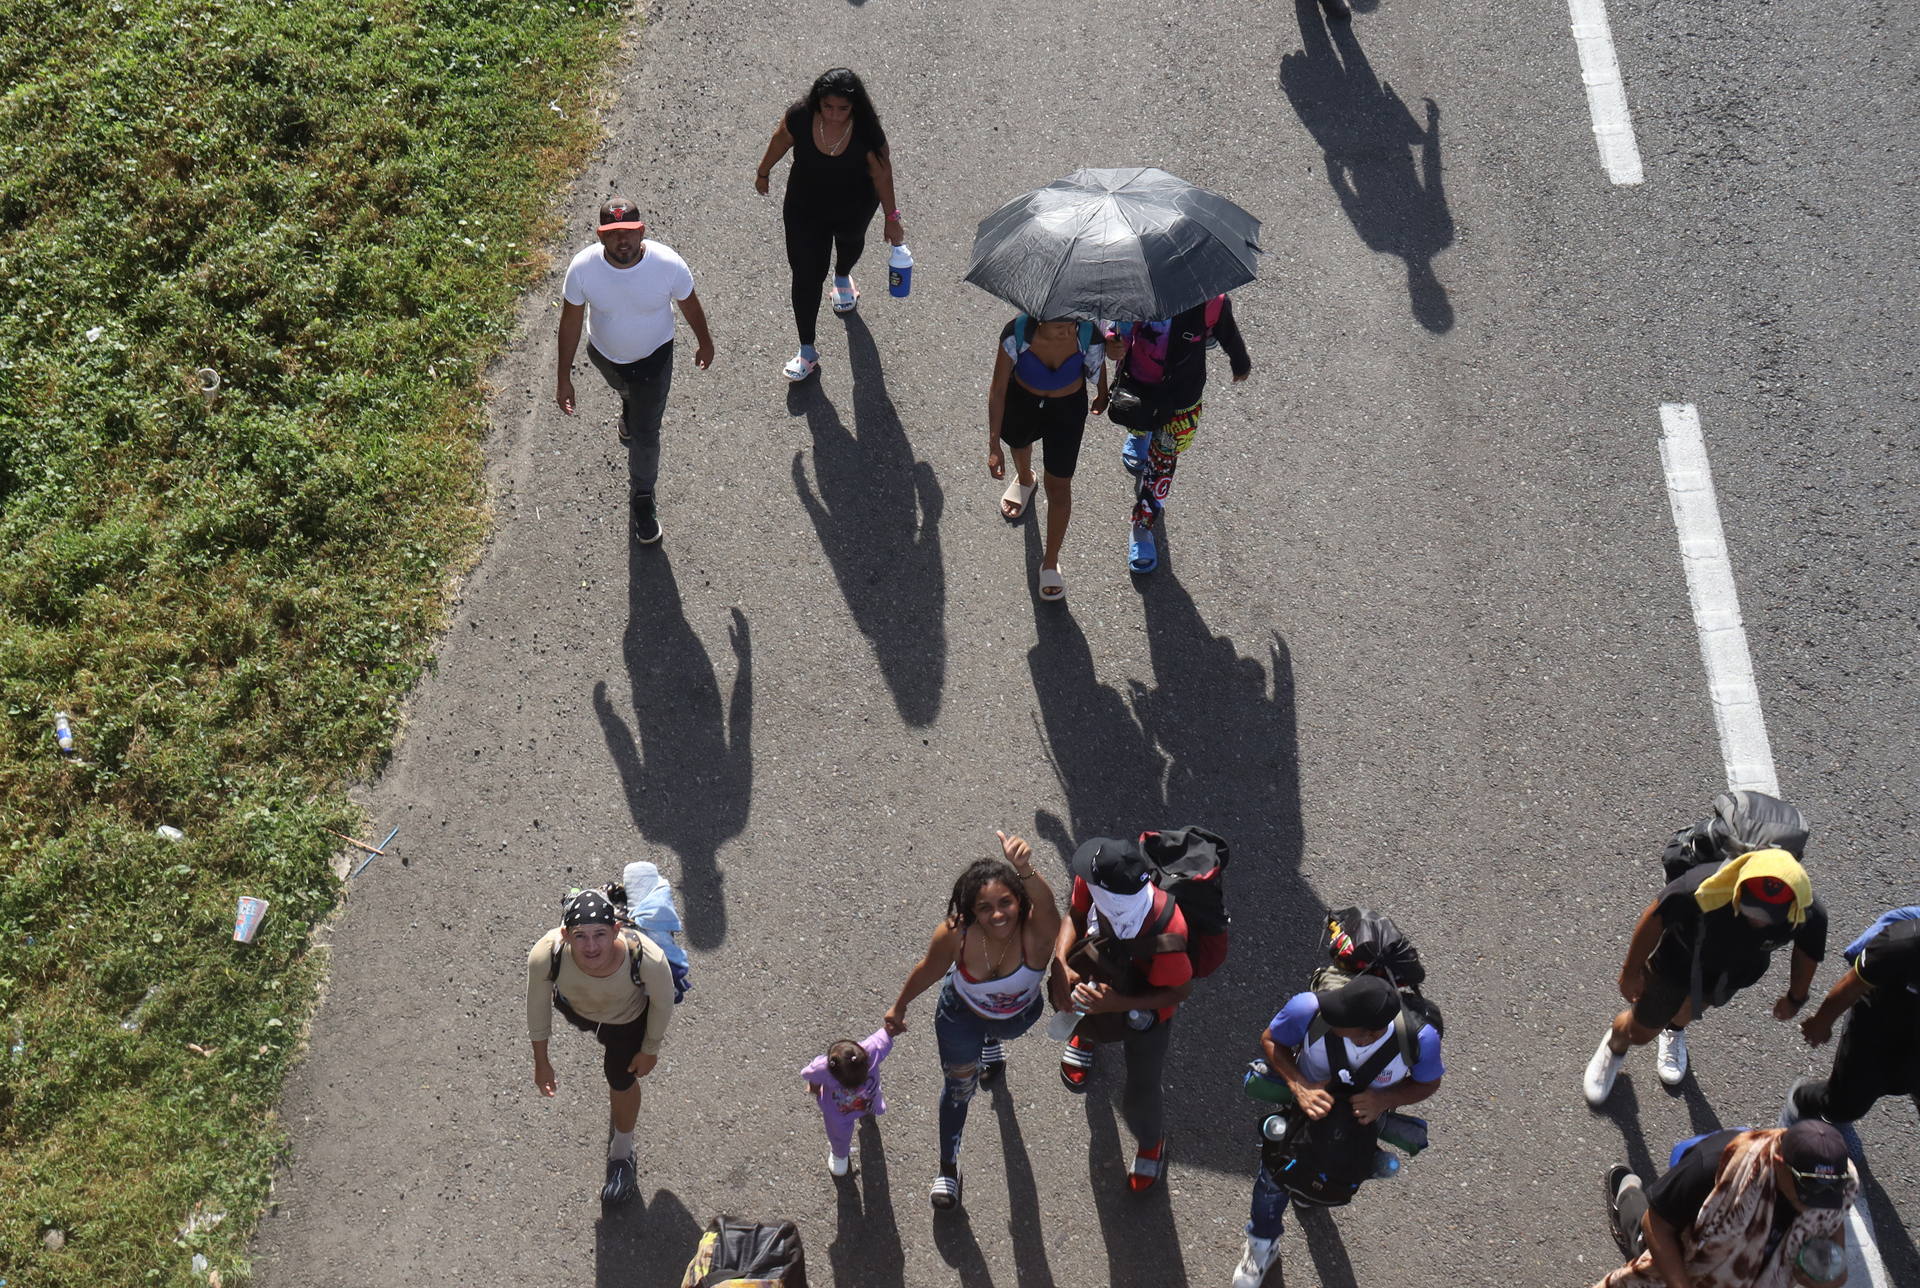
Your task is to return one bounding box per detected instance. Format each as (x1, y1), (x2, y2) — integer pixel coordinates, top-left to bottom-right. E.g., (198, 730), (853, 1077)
(888, 243), (912, 297)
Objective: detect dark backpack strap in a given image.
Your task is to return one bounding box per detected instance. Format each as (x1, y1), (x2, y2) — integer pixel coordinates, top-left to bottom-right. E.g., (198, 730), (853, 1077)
(1349, 1013), (1412, 1091)
(626, 930), (646, 988)
(1013, 313), (1031, 349)
(548, 938), (563, 983)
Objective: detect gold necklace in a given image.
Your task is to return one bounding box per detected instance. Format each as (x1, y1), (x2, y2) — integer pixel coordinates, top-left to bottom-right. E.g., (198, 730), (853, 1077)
(816, 113), (853, 156)
(982, 925), (1019, 978)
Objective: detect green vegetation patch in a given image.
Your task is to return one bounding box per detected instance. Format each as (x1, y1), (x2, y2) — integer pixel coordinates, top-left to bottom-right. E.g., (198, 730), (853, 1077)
(0, 0), (621, 1279)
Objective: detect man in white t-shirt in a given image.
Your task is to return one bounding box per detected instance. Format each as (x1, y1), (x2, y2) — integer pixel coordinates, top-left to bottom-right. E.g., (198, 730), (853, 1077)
(557, 197), (715, 544)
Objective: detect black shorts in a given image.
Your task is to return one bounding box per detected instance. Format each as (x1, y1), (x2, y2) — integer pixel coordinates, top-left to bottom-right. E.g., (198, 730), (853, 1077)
(553, 990), (652, 1090)
(1632, 967), (1727, 1031)
(1000, 382), (1088, 479)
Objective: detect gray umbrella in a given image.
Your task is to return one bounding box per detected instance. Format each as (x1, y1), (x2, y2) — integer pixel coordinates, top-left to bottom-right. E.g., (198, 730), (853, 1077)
(964, 167), (1263, 323)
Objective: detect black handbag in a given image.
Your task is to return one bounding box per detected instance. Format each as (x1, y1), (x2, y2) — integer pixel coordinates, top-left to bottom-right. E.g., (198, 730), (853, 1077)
(1106, 374), (1170, 432)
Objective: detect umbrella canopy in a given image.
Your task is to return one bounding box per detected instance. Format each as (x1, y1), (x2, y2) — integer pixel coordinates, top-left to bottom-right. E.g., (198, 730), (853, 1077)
(964, 167), (1262, 323)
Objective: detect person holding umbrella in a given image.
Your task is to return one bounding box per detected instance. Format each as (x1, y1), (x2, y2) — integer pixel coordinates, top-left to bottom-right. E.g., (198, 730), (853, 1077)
(964, 168), (1260, 577)
(1106, 298), (1251, 574)
(986, 315), (1110, 601)
(753, 68), (905, 382)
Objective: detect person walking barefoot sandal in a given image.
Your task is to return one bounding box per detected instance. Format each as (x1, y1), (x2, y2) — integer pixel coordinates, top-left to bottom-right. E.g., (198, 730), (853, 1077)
(987, 315), (1108, 602)
(753, 68), (904, 381)
(884, 833), (1061, 1210)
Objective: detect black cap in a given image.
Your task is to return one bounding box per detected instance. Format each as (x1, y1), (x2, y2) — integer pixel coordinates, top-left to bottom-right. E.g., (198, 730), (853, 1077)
(1069, 837), (1150, 893)
(562, 889), (619, 929)
(597, 197), (645, 232)
(1316, 975), (1401, 1030)
(1780, 1120), (1851, 1209)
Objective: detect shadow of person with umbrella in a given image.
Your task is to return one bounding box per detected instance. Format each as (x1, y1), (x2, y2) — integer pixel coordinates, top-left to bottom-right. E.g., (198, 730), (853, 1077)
(1280, 0), (1455, 332)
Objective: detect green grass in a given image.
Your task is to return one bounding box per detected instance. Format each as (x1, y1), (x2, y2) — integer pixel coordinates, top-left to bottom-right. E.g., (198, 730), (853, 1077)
(0, 0), (622, 1279)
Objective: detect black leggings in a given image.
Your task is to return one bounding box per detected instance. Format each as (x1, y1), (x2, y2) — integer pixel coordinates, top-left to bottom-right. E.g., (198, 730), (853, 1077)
(784, 201), (877, 346)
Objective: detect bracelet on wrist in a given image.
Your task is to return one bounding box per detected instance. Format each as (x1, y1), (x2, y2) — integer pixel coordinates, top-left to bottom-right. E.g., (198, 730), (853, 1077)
(757, 170), (769, 180)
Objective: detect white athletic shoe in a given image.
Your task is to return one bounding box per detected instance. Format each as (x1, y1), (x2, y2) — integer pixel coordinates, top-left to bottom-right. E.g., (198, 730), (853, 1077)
(1656, 1029), (1689, 1086)
(1232, 1235), (1281, 1288)
(828, 1149), (850, 1177)
(1584, 1034), (1627, 1107)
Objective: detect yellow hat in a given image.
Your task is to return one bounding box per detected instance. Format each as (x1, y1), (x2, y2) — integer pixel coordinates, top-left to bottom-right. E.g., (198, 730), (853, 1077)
(1693, 849), (1811, 926)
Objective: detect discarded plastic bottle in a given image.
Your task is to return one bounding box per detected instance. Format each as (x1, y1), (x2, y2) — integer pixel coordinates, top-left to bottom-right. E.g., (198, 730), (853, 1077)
(1371, 1151), (1401, 1180)
(156, 826), (185, 843)
(1797, 1238), (1845, 1283)
(53, 712), (77, 758)
(1261, 1114), (1289, 1143)
(1126, 1009), (1154, 1030)
(888, 243), (913, 297)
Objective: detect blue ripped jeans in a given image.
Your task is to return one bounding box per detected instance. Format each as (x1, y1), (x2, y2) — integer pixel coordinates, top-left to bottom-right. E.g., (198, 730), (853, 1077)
(933, 978), (1044, 1166)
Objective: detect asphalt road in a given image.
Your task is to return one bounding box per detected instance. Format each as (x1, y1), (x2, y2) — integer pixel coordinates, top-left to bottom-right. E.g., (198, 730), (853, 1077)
(249, 0), (1918, 1284)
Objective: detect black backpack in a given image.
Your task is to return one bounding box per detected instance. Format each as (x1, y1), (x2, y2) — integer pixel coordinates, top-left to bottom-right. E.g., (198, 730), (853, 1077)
(1661, 790), (1808, 882)
(1306, 907), (1444, 1060)
(1261, 1019), (1412, 1206)
(1139, 826), (1232, 977)
(682, 1215), (807, 1287)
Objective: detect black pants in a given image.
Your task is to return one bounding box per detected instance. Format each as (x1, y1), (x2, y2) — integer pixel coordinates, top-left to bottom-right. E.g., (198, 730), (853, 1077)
(553, 990), (653, 1091)
(783, 200), (878, 346)
(1792, 995), (1920, 1123)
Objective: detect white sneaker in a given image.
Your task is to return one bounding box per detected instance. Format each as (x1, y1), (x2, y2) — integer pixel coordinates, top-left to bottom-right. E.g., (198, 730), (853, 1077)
(828, 1149), (850, 1177)
(1233, 1235), (1281, 1288)
(1583, 1034), (1627, 1106)
(1656, 1029), (1688, 1085)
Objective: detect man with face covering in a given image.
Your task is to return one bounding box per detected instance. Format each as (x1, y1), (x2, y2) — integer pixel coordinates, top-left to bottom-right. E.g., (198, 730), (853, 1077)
(1232, 972), (1444, 1287)
(526, 889), (677, 1205)
(1051, 838), (1196, 1193)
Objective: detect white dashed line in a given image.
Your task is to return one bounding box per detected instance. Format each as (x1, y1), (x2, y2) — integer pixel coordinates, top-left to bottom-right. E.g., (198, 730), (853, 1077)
(1657, 403), (1777, 795)
(1568, 0), (1644, 185)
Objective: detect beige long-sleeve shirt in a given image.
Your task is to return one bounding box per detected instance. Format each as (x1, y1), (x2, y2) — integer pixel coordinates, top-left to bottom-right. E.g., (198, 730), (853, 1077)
(526, 927), (675, 1055)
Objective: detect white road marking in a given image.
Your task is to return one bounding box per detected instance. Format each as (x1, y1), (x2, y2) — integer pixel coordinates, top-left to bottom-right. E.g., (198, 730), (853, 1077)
(1568, 0), (1645, 185)
(1657, 404), (1777, 795)
(1848, 1200), (1892, 1288)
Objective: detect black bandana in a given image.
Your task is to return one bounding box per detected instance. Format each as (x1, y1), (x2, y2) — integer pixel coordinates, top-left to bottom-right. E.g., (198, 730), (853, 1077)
(563, 889), (618, 929)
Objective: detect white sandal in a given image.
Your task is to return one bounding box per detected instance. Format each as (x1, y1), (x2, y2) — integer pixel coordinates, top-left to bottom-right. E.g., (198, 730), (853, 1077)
(831, 278), (859, 313)
(1038, 566), (1065, 601)
(1001, 477), (1035, 520)
(783, 350), (818, 382)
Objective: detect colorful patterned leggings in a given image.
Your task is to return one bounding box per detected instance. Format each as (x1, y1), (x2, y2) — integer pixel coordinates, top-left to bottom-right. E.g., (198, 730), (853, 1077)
(1130, 401), (1203, 529)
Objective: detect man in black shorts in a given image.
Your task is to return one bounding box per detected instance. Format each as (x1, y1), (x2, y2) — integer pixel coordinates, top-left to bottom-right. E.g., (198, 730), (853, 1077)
(1781, 906), (1920, 1128)
(1583, 850), (1826, 1106)
(526, 890), (676, 1204)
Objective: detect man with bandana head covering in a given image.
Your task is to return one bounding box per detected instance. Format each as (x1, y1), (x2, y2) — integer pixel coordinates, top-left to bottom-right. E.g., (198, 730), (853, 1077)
(526, 888), (677, 1205)
(1583, 850), (1828, 1107)
(1051, 837), (1196, 1194)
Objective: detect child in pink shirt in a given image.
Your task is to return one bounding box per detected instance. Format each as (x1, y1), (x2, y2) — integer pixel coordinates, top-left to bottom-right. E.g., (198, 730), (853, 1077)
(800, 1026), (893, 1176)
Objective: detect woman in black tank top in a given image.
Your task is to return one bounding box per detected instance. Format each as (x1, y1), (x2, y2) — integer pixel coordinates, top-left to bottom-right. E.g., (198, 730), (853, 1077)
(753, 69), (905, 381)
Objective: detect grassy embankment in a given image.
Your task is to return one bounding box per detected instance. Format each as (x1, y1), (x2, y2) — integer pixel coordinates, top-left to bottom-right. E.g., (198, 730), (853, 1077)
(0, 0), (620, 1280)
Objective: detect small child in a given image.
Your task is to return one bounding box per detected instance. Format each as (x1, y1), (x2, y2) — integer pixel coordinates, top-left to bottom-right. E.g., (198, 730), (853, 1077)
(800, 1027), (893, 1176)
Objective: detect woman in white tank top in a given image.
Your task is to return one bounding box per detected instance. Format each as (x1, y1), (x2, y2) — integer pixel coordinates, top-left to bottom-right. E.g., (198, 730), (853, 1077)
(883, 832), (1062, 1211)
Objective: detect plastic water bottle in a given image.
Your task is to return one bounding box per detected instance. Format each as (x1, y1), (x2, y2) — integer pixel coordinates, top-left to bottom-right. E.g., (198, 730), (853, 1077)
(1261, 1114), (1289, 1142)
(53, 712), (76, 757)
(1371, 1151), (1401, 1180)
(1126, 1009), (1154, 1030)
(888, 244), (912, 297)
(1796, 1238), (1845, 1283)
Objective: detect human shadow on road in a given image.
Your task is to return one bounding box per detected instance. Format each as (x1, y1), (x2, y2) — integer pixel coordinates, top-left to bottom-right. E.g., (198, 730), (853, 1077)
(1297, 1205), (1361, 1288)
(827, 1116), (906, 1288)
(1594, 1075), (1660, 1185)
(931, 1207), (994, 1288)
(594, 1186), (703, 1288)
(1084, 1074), (1189, 1287)
(593, 546), (752, 949)
(991, 1080), (1059, 1288)
(1027, 524), (1320, 1182)
(1280, 0), (1455, 332)
(789, 311), (947, 727)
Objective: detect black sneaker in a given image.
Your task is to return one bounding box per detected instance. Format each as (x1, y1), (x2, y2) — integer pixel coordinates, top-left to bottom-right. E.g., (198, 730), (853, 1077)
(602, 1155), (639, 1205)
(630, 494), (661, 545)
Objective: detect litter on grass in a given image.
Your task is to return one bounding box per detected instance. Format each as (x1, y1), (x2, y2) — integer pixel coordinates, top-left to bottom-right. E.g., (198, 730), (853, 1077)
(178, 1205), (226, 1239)
(234, 896), (269, 943)
(42, 1229), (64, 1252)
(195, 368), (220, 395)
(351, 825), (401, 877)
(119, 985), (161, 1031)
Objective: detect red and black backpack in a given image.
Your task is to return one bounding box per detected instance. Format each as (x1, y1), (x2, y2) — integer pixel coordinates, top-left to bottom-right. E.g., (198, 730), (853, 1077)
(1139, 826), (1231, 977)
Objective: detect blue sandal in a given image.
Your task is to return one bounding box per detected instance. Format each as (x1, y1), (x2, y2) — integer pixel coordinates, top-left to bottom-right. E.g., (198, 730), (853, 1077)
(1129, 523), (1157, 574)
